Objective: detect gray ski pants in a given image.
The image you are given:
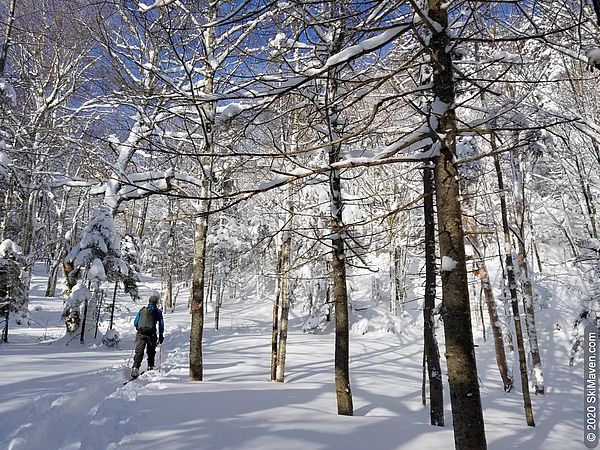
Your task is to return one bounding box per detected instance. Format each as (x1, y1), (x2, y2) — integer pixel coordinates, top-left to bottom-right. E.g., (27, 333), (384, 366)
(133, 333), (157, 369)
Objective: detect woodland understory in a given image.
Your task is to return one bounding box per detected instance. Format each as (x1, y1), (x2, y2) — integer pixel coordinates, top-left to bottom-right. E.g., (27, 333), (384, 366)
(1, 1), (600, 449)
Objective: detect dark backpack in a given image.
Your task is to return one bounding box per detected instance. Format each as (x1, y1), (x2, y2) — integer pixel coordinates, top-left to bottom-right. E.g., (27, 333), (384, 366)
(137, 307), (156, 336)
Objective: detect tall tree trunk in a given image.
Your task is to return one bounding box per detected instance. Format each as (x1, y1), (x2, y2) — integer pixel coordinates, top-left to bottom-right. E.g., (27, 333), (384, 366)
(80, 297), (89, 344)
(271, 251), (283, 381)
(214, 279), (223, 331)
(330, 199), (353, 415)
(0, 0), (16, 75)
(328, 131), (353, 414)
(188, 0), (217, 381)
(165, 199), (176, 312)
(0, 188), (11, 241)
(428, 1), (486, 447)
(389, 246), (398, 315)
(575, 156), (598, 238)
(326, 65), (353, 418)
(46, 257), (62, 297)
(494, 152), (535, 426)
(46, 248), (65, 297)
(189, 204), (210, 381)
(510, 148), (544, 395)
(109, 280), (118, 330)
(21, 189), (38, 257)
(166, 273), (173, 312)
(94, 289), (104, 339)
(46, 190), (70, 297)
(276, 215), (292, 382)
(423, 166), (444, 426)
(2, 309), (9, 342)
(135, 198), (149, 239)
(392, 246), (404, 314)
(320, 0), (353, 416)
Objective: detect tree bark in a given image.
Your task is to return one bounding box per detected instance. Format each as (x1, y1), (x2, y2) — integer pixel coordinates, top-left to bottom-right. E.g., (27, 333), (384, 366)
(494, 152), (535, 426)
(0, 188), (11, 242)
(214, 279), (223, 331)
(135, 198), (149, 240)
(188, 0), (217, 381)
(510, 148), (544, 395)
(328, 124), (353, 413)
(331, 213), (353, 415)
(0, 0), (16, 75)
(109, 280), (118, 330)
(423, 166), (444, 426)
(271, 251), (283, 381)
(166, 273), (173, 312)
(575, 156), (598, 239)
(189, 206), (210, 381)
(80, 297), (89, 344)
(276, 215), (292, 382)
(428, 1), (486, 447)
(46, 190), (70, 297)
(2, 309), (9, 342)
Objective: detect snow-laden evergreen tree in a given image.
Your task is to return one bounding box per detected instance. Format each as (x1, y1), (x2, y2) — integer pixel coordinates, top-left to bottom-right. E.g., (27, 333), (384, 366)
(63, 206), (129, 343)
(0, 239), (27, 342)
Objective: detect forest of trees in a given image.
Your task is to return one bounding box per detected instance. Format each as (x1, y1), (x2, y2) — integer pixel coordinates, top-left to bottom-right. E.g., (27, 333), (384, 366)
(1, 1), (600, 449)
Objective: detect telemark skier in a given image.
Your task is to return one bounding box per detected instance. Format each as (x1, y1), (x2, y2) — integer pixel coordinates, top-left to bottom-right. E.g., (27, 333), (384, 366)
(131, 294), (164, 379)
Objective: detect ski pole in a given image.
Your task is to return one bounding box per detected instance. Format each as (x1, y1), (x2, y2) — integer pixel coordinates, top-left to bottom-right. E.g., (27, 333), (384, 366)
(158, 344), (163, 373)
(128, 340), (135, 366)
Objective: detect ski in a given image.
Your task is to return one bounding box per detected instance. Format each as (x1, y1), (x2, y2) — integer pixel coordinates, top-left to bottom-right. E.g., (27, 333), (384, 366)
(123, 371), (145, 385)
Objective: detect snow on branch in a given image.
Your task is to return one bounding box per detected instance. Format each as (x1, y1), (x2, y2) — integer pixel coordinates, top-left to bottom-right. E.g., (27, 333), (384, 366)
(138, 0), (178, 12)
(304, 23), (414, 77)
(255, 147), (438, 195)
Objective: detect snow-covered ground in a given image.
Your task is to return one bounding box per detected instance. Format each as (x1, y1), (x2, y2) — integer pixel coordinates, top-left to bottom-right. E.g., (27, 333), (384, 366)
(0, 265), (584, 450)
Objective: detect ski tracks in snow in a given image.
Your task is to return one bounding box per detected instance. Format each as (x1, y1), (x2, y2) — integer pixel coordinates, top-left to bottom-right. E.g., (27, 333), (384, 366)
(3, 365), (161, 450)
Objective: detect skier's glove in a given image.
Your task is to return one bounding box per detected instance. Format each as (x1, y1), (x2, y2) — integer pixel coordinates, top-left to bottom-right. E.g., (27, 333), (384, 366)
(159, 334), (164, 344)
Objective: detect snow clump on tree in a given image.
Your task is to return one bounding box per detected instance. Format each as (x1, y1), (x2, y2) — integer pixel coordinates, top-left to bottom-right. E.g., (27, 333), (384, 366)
(587, 48), (600, 71)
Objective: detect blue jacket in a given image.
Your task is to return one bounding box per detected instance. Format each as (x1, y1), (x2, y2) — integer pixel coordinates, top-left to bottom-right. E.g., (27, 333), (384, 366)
(134, 303), (164, 335)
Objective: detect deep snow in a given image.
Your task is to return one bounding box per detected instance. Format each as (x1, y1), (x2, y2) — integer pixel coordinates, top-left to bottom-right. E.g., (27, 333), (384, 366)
(0, 264), (584, 450)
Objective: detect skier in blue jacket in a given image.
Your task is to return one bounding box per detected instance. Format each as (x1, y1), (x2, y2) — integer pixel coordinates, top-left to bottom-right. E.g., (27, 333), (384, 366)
(131, 294), (164, 379)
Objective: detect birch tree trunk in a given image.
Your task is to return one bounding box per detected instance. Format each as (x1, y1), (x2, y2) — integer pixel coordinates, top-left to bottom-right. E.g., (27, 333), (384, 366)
(271, 250), (283, 381)
(46, 189), (70, 297)
(510, 148), (544, 395)
(494, 151), (535, 426)
(275, 212), (292, 382)
(214, 279), (224, 331)
(428, 1), (486, 446)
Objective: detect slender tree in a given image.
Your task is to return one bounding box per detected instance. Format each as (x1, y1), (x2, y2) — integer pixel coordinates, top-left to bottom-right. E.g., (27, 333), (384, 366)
(494, 149), (535, 427)
(423, 165), (444, 426)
